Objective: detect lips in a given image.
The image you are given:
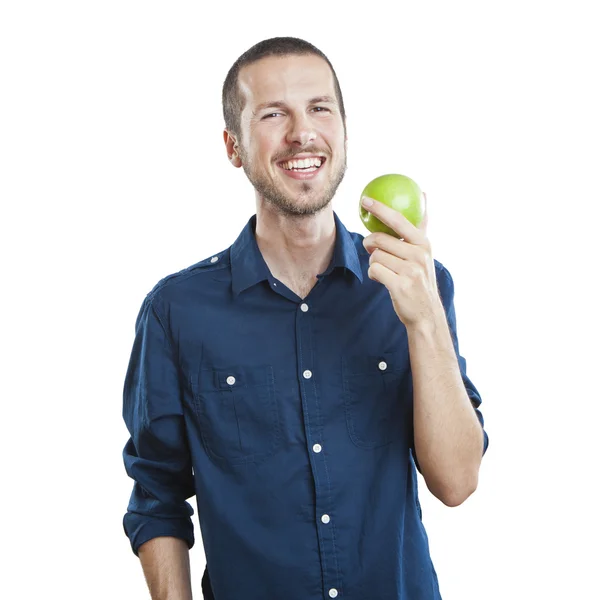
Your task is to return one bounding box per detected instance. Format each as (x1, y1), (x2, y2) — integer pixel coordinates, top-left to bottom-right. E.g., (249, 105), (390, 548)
(276, 157), (327, 180)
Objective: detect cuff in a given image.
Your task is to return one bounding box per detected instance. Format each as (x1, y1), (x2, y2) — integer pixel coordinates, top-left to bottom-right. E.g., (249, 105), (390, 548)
(123, 513), (195, 557)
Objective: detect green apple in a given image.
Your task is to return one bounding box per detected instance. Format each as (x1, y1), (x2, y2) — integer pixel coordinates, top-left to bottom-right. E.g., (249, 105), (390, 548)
(359, 174), (424, 237)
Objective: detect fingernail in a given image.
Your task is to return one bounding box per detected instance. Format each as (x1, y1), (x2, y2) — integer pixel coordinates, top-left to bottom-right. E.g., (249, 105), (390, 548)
(362, 196), (373, 207)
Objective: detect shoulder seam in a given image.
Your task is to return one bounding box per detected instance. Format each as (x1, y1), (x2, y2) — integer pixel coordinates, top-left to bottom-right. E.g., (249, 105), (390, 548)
(147, 254), (230, 301)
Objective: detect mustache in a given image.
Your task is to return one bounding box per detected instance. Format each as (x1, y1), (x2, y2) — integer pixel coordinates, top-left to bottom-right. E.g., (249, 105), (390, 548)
(274, 149), (327, 162)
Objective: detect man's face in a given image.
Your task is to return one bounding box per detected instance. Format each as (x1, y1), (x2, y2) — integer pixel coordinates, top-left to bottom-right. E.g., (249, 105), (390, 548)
(234, 54), (347, 216)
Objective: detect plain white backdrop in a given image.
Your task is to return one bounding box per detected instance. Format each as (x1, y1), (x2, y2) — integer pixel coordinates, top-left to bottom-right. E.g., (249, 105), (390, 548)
(1, 1), (598, 598)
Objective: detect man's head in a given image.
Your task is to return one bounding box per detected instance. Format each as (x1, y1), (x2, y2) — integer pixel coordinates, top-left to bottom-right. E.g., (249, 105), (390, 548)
(222, 37), (348, 217)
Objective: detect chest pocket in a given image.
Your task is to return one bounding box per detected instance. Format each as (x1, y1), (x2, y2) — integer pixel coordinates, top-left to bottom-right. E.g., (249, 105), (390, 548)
(342, 352), (410, 449)
(191, 364), (280, 466)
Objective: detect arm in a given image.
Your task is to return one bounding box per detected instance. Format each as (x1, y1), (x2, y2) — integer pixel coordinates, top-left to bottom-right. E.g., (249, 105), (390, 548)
(407, 267), (487, 507)
(122, 293), (196, 595)
(359, 197), (488, 506)
(139, 537), (192, 600)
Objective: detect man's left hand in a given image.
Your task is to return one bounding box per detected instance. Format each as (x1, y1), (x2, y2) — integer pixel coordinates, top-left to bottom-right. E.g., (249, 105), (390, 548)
(361, 193), (443, 328)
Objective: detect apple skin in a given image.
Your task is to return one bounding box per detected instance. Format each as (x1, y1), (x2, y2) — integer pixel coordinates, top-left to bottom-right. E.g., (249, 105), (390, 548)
(359, 174), (424, 237)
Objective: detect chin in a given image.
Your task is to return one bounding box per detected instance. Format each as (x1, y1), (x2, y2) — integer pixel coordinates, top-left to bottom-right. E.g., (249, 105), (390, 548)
(266, 192), (331, 217)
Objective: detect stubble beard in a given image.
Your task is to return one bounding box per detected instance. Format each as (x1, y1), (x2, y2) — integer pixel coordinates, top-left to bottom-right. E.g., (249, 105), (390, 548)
(240, 149), (348, 217)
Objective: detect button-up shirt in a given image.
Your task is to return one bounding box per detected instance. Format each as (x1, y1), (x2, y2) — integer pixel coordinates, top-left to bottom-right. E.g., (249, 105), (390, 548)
(122, 212), (489, 600)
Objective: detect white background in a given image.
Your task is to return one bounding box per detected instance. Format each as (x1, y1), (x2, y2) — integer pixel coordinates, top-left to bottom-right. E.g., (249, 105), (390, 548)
(2, 1), (598, 598)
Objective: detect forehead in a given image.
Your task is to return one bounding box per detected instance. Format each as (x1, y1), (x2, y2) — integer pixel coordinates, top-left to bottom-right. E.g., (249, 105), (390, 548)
(238, 54), (336, 108)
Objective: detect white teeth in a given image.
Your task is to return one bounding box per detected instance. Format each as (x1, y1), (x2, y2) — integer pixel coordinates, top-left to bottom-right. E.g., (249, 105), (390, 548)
(282, 157), (323, 170)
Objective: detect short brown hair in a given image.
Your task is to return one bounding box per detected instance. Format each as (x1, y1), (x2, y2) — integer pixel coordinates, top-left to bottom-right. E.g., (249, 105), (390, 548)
(222, 37), (347, 142)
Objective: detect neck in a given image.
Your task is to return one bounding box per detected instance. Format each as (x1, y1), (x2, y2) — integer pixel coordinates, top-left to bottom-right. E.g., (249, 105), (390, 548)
(254, 203), (336, 294)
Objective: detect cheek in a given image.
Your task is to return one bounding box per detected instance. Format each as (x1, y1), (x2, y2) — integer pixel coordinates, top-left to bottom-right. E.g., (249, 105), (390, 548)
(257, 140), (278, 166)
(324, 130), (346, 159)
(244, 127), (273, 162)
(322, 118), (345, 139)
(245, 146), (267, 171)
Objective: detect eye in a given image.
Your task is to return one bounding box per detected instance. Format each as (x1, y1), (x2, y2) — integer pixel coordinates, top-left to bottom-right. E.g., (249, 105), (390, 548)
(263, 112), (283, 119)
(312, 106), (330, 113)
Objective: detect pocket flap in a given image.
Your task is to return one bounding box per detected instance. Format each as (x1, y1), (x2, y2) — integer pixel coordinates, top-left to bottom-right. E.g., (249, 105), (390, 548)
(194, 364), (274, 391)
(342, 351), (408, 377)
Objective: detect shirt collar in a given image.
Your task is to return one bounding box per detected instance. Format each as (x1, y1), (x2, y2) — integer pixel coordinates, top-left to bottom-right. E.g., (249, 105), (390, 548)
(231, 212), (363, 297)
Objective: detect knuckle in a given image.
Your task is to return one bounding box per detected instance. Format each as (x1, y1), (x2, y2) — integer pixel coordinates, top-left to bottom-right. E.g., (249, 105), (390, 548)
(408, 263), (420, 278)
(417, 248), (429, 265)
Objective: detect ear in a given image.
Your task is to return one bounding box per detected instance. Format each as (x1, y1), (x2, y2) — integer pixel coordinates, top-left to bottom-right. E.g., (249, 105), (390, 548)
(223, 129), (243, 168)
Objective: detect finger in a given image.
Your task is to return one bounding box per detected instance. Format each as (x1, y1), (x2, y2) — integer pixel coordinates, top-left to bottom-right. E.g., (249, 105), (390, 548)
(369, 248), (415, 276)
(361, 196), (427, 246)
(368, 247), (406, 275)
(363, 232), (420, 262)
(368, 260), (398, 289)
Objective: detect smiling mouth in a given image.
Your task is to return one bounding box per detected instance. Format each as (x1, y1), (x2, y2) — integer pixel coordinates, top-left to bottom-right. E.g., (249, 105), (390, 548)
(277, 157), (327, 173)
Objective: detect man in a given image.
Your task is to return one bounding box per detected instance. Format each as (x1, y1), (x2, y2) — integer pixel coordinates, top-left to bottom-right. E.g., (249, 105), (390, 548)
(122, 37), (489, 600)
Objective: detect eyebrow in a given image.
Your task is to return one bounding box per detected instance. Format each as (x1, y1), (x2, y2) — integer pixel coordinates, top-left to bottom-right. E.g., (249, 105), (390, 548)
(252, 95), (337, 116)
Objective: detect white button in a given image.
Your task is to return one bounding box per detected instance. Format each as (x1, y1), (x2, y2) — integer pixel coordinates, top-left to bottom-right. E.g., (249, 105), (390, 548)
(226, 376), (236, 385)
(378, 361), (387, 371)
(273, 281), (277, 286)
(321, 514), (330, 524)
(210, 256), (219, 263)
(329, 589), (338, 598)
(300, 303), (309, 312)
(303, 370), (312, 379)
(313, 444), (322, 453)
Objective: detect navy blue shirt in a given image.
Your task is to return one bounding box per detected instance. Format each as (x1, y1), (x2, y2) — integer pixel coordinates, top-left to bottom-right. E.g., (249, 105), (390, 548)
(122, 212), (488, 600)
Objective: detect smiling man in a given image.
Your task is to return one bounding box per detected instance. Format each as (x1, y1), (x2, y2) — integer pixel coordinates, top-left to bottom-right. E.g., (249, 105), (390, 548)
(224, 50), (349, 299)
(122, 37), (489, 600)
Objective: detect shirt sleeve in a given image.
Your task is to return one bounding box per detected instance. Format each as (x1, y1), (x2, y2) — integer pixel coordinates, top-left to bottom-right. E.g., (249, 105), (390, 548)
(437, 264), (489, 455)
(122, 292), (195, 556)
(411, 264), (489, 474)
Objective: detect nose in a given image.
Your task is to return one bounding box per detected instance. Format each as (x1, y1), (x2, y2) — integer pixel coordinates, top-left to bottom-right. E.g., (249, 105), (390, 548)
(285, 112), (317, 147)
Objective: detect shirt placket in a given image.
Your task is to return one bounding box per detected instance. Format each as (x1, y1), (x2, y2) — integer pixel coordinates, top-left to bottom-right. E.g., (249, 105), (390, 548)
(296, 299), (342, 600)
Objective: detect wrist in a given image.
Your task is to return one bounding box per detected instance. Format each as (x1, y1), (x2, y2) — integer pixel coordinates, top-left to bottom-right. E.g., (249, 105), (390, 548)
(406, 303), (446, 335)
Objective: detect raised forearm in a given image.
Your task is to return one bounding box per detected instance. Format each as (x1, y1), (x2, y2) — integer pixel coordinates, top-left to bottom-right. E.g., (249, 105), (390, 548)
(138, 536), (193, 600)
(407, 308), (484, 506)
